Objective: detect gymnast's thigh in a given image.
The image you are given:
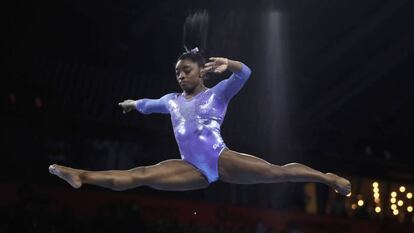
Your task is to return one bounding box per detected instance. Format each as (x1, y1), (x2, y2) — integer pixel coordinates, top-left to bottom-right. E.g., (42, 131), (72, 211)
(138, 159), (210, 190)
(217, 148), (275, 184)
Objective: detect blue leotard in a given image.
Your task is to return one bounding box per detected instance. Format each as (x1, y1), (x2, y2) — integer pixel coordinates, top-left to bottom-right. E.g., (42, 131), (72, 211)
(135, 63), (251, 183)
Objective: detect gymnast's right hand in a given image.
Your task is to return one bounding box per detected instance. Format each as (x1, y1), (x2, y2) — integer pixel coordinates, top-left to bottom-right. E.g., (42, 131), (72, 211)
(118, 99), (137, 114)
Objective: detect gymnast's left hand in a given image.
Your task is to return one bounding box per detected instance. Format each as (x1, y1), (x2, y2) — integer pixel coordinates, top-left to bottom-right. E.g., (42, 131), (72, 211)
(118, 99), (137, 114)
(202, 57), (229, 74)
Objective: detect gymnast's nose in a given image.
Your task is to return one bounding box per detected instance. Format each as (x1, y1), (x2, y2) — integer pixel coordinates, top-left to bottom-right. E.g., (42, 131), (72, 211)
(178, 73), (187, 81)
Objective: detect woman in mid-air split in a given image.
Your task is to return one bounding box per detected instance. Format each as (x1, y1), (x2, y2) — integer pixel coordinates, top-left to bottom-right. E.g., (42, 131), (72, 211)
(49, 11), (351, 196)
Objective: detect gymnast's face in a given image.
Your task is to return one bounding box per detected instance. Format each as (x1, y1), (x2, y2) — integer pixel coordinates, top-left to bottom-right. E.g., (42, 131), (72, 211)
(175, 59), (204, 92)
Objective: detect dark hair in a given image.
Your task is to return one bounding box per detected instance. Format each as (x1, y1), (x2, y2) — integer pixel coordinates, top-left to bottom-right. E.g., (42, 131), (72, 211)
(177, 11), (209, 67)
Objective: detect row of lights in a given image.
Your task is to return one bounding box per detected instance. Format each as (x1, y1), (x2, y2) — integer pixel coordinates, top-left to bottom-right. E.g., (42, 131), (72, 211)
(373, 182), (381, 213)
(351, 182), (413, 216)
(390, 185), (413, 216)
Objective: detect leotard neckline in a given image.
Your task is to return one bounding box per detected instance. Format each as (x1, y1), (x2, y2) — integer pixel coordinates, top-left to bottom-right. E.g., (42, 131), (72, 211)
(181, 88), (210, 101)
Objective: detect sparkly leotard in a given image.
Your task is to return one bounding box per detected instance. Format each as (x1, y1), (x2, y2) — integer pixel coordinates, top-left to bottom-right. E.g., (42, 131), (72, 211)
(135, 63), (251, 183)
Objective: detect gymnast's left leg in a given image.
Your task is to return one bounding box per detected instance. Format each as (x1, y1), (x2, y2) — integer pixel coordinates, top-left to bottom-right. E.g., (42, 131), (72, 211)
(218, 148), (351, 195)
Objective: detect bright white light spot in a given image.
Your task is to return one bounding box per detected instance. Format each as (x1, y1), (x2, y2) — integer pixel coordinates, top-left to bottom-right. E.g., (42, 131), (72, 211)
(393, 209), (399, 215)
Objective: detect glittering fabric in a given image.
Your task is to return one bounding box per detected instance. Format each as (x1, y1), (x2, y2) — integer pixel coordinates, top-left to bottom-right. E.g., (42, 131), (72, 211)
(135, 63), (251, 183)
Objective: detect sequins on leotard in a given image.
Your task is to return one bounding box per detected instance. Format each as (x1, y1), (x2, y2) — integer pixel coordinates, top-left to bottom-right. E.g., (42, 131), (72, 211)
(135, 63), (251, 183)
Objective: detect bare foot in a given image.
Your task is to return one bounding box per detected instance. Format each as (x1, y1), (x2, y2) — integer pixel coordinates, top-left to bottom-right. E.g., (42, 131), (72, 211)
(49, 164), (83, 189)
(326, 173), (351, 196)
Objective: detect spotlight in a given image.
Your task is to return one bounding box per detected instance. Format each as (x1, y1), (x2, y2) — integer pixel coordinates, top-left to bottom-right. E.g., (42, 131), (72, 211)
(9, 93), (16, 104)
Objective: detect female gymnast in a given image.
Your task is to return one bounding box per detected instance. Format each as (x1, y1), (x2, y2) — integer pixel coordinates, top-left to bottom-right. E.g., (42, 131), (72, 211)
(49, 12), (351, 196)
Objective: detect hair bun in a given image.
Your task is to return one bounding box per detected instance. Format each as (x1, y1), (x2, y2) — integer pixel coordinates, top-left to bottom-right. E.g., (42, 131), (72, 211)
(190, 47), (199, 53)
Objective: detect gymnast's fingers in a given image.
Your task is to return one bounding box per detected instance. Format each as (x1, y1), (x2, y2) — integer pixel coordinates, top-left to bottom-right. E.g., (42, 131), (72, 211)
(214, 68), (223, 73)
(204, 62), (215, 67)
(204, 66), (215, 72)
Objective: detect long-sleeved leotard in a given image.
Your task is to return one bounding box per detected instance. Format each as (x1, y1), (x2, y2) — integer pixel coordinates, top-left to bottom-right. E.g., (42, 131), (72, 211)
(135, 63), (251, 183)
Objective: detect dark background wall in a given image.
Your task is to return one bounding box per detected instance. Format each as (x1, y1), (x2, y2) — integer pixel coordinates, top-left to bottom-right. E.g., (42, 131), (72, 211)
(1, 0), (414, 209)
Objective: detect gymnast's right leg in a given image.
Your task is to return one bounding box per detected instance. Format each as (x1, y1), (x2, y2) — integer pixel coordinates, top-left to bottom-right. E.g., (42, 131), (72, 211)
(48, 159), (210, 191)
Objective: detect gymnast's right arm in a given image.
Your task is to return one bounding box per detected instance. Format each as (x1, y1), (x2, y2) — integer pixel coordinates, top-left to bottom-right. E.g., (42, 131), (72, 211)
(118, 93), (175, 115)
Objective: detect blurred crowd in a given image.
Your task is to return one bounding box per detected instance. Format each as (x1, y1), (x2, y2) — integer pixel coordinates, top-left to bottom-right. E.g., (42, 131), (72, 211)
(0, 184), (304, 233)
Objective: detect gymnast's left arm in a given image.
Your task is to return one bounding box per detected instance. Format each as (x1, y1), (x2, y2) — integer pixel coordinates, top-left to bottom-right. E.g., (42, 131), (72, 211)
(204, 57), (252, 101)
(118, 93), (175, 115)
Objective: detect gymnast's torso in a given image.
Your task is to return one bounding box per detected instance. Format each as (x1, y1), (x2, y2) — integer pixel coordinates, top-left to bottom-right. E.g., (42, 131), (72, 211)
(135, 63), (251, 182)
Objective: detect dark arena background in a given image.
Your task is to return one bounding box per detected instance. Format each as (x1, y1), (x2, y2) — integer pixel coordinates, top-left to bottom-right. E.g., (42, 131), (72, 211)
(2, 0), (414, 232)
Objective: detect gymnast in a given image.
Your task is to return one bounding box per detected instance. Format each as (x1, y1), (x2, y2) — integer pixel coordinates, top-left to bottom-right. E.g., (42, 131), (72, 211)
(49, 12), (351, 196)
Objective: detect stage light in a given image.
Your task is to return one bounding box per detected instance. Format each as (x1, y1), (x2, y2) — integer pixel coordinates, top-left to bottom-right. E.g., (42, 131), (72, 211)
(373, 187), (379, 193)
(397, 200), (404, 206)
(407, 192), (412, 199)
(351, 203), (357, 210)
(408, 206), (413, 212)
(9, 93), (16, 104)
(390, 197), (396, 203)
(357, 200), (364, 206)
(373, 193), (380, 199)
(400, 186), (406, 193)
(391, 191), (397, 198)
(375, 207), (381, 213)
(393, 209), (399, 215)
(372, 182), (379, 188)
(35, 96), (43, 108)
(391, 204), (397, 210)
